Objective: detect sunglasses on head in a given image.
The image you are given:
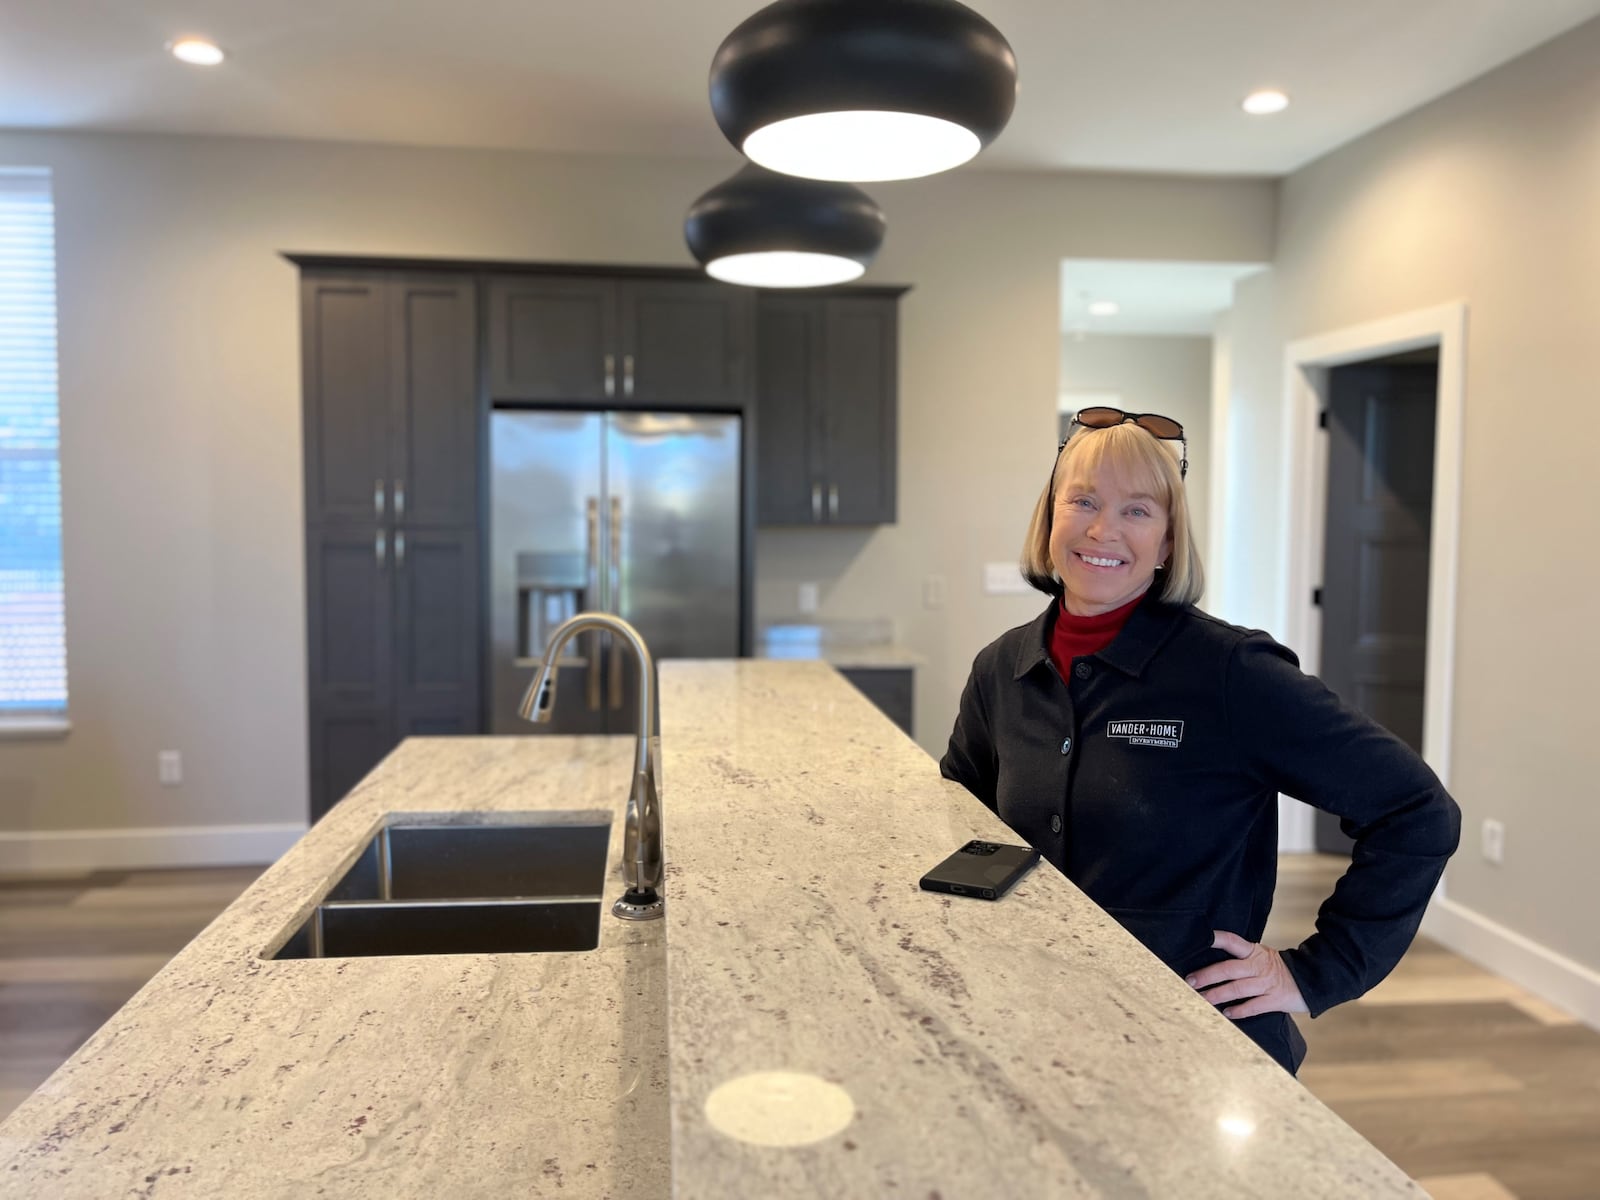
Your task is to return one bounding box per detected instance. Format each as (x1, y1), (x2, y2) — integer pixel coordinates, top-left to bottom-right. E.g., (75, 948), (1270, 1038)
(1060, 406), (1188, 480)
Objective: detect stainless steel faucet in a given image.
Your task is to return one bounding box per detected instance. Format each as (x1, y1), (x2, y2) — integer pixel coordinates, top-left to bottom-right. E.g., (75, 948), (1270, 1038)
(519, 612), (664, 922)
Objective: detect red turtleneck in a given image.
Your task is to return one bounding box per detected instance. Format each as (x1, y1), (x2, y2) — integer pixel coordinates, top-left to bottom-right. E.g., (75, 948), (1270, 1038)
(1048, 590), (1145, 679)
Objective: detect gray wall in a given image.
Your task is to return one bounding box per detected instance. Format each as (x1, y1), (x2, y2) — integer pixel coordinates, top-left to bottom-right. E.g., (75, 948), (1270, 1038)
(0, 128), (1275, 841)
(1225, 18), (1600, 974)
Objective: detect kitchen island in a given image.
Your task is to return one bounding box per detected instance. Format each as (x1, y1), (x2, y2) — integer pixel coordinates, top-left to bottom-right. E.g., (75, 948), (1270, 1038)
(0, 661), (1423, 1197)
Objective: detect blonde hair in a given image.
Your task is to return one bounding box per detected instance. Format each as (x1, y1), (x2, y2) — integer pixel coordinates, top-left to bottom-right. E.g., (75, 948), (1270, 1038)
(1020, 422), (1204, 606)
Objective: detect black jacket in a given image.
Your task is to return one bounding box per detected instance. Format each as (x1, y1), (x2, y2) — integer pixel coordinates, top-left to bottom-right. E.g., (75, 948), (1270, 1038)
(940, 591), (1461, 1074)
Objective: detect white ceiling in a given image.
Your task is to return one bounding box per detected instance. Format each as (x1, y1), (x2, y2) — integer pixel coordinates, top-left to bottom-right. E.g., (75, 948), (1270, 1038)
(1061, 260), (1267, 337)
(3, 1), (1598, 175)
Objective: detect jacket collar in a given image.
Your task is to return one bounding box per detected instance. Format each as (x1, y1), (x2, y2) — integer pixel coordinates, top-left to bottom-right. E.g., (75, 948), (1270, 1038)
(1011, 586), (1185, 681)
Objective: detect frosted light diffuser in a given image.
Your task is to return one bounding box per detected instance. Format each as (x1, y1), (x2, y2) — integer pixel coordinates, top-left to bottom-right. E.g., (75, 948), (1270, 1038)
(744, 111), (981, 183)
(1241, 90), (1289, 115)
(706, 252), (866, 288)
(170, 38), (225, 66)
(1087, 300), (1120, 316)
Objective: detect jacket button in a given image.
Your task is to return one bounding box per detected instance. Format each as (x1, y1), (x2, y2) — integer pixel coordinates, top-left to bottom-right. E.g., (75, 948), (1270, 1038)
(1060, 737), (1072, 755)
(1050, 814), (1063, 835)
(1074, 662), (1091, 680)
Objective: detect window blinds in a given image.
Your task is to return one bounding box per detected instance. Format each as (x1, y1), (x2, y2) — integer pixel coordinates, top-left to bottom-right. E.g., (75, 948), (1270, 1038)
(0, 169), (66, 714)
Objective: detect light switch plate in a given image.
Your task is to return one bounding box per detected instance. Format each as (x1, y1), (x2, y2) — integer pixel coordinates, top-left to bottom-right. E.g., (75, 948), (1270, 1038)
(798, 582), (819, 615)
(983, 562), (1032, 595)
(922, 574), (946, 609)
(158, 750), (183, 787)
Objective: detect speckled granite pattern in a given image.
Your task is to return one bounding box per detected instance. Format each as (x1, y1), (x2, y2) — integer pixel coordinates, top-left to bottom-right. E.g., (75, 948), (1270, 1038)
(659, 660), (1424, 1199)
(0, 737), (668, 1200)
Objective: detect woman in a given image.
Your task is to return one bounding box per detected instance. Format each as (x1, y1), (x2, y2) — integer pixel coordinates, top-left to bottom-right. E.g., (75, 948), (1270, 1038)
(940, 408), (1461, 1075)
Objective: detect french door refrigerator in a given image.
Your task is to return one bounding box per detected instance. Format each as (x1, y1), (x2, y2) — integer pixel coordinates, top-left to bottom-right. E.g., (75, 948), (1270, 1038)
(489, 409), (741, 734)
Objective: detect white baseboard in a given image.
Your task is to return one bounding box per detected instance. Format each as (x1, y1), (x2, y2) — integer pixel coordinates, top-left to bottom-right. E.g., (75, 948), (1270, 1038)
(0, 823), (307, 873)
(1423, 895), (1600, 1031)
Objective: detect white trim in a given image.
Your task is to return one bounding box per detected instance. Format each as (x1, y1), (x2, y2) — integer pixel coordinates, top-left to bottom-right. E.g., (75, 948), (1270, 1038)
(1423, 896), (1600, 1031)
(0, 823), (306, 873)
(1278, 302), (1467, 858)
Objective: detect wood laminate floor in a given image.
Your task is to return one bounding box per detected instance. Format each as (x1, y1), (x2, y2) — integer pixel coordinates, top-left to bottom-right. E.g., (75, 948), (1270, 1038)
(1, 857), (1594, 1198)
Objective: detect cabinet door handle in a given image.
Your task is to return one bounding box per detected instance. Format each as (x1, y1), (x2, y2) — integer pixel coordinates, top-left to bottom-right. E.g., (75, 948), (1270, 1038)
(375, 530), (387, 568)
(623, 353), (635, 398)
(811, 483), (822, 522)
(394, 479), (405, 519)
(586, 498), (602, 712)
(609, 497), (623, 710)
(828, 484), (839, 520)
(395, 531), (406, 567)
(604, 353), (616, 398)
(374, 479), (386, 517)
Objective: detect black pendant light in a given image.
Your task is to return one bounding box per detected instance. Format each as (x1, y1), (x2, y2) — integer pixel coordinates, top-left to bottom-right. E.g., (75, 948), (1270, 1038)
(710, 0), (1018, 182)
(685, 164), (886, 288)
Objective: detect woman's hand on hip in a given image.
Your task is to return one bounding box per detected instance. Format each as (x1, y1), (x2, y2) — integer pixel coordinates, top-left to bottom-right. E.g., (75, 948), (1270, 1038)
(1186, 930), (1309, 1018)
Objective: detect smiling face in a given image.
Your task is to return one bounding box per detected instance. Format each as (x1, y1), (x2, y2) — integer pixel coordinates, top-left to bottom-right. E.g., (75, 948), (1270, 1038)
(1049, 462), (1173, 616)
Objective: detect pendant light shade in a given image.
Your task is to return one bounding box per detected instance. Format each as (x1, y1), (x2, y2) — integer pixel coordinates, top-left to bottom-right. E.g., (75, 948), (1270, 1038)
(710, 0), (1017, 182)
(684, 164), (886, 288)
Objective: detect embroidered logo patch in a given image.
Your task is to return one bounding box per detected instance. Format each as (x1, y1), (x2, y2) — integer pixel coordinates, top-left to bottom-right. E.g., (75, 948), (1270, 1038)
(1106, 719), (1184, 749)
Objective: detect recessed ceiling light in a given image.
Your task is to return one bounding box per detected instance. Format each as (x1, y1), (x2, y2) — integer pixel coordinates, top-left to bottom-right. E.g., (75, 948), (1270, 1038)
(1242, 90), (1289, 115)
(170, 38), (225, 67)
(1088, 300), (1120, 317)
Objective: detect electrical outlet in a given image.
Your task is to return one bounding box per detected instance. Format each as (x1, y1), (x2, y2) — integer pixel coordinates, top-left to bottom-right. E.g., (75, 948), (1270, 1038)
(158, 750), (183, 787)
(922, 574), (946, 609)
(797, 582), (819, 615)
(1481, 818), (1505, 865)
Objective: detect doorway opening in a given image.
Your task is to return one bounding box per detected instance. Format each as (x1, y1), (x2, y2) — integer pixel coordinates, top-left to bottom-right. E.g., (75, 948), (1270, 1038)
(1314, 348), (1439, 854)
(1278, 303), (1467, 856)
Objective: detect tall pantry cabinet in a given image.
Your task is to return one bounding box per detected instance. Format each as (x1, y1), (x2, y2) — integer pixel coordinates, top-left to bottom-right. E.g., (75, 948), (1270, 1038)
(299, 272), (481, 820)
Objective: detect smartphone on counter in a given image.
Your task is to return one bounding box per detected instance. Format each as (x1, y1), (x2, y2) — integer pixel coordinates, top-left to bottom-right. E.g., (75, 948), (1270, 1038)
(919, 840), (1040, 901)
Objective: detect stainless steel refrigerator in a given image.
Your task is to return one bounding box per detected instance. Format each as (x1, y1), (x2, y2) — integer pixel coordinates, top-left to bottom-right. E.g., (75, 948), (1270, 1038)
(489, 409), (742, 734)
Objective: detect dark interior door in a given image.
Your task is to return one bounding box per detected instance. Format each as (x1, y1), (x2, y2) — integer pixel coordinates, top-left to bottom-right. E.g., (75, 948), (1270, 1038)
(1315, 358), (1438, 853)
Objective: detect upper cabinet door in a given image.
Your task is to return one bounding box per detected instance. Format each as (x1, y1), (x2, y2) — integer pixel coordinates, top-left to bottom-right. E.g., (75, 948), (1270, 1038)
(821, 296), (898, 525)
(302, 275), (392, 525)
(488, 277), (616, 402)
(390, 277), (479, 528)
(619, 280), (753, 409)
(755, 297), (826, 525)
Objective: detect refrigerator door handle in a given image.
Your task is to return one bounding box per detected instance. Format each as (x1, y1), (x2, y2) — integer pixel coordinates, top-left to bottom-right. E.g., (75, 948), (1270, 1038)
(623, 354), (635, 399)
(374, 479), (386, 517)
(395, 530), (406, 567)
(811, 483), (822, 522)
(604, 353), (616, 398)
(375, 530), (386, 568)
(609, 496), (623, 709)
(586, 497), (602, 711)
(828, 484), (839, 520)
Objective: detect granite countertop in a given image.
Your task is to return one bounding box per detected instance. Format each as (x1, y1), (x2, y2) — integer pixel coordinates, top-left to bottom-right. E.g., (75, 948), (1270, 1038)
(0, 738), (668, 1199)
(0, 664), (1423, 1198)
(660, 660), (1422, 1199)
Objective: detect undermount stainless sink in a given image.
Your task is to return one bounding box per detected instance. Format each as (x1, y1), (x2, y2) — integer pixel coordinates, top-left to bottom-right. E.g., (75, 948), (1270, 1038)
(271, 819), (611, 960)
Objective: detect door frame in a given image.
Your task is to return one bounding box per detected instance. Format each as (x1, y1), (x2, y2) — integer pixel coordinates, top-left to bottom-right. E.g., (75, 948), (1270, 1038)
(1276, 301), (1467, 853)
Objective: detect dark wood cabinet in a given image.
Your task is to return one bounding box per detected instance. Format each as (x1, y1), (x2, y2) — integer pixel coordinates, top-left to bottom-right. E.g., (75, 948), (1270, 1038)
(755, 292), (900, 526)
(300, 271), (481, 820)
(839, 667), (914, 738)
(488, 276), (752, 408)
